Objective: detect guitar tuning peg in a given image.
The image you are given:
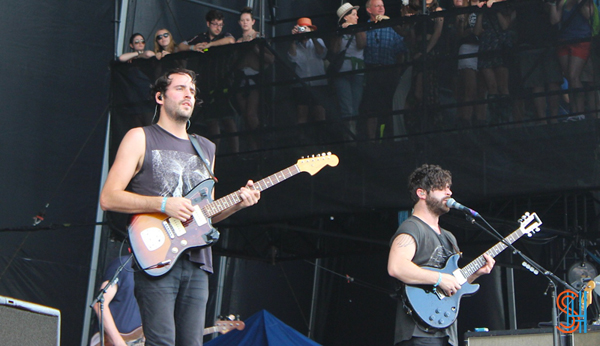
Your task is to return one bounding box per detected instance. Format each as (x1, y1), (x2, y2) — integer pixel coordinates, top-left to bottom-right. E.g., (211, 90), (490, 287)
(327, 151), (331, 155)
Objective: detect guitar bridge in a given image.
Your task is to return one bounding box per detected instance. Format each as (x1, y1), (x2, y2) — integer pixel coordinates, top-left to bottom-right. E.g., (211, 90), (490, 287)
(162, 219), (175, 239)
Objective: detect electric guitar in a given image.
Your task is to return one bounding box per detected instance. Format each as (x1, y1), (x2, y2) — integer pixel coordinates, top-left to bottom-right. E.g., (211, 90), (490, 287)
(91, 318), (245, 346)
(129, 153), (339, 276)
(403, 212), (542, 329)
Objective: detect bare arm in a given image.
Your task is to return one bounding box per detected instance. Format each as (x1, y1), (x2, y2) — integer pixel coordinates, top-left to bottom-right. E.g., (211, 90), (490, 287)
(388, 234), (462, 296)
(178, 42), (192, 51)
(204, 36), (235, 48)
(288, 40), (297, 57)
(118, 52), (139, 62)
(312, 38), (326, 57)
(548, 0), (563, 25)
(581, 0), (593, 20)
(426, 11), (444, 54)
(99, 128), (196, 221)
(92, 283), (128, 346)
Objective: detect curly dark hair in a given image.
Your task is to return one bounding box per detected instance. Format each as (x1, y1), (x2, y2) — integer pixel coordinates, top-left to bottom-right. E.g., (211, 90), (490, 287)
(407, 164), (452, 203)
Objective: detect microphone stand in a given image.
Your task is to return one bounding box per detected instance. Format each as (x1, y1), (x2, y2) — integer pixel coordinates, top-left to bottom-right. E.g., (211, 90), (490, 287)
(463, 213), (576, 346)
(89, 254), (134, 346)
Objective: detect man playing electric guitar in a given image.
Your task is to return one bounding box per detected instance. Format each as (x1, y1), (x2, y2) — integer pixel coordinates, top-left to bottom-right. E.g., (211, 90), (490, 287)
(387, 164), (494, 346)
(100, 68), (260, 346)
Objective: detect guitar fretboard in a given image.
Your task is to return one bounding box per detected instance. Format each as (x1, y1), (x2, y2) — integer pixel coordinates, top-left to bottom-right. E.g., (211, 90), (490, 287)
(201, 164), (301, 218)
(460, 228), (525, 279)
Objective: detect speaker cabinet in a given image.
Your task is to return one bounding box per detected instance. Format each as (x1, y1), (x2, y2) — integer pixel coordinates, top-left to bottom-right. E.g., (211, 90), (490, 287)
(465, 327), (600, 346)
(0, 296), (61, 346)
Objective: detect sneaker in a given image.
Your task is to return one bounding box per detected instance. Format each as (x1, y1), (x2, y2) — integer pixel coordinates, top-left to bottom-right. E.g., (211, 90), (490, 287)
(563, 114), (585, 122)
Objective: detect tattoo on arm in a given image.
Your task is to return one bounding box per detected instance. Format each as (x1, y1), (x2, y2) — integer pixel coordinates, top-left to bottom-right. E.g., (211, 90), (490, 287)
(395, 235), (415, 248)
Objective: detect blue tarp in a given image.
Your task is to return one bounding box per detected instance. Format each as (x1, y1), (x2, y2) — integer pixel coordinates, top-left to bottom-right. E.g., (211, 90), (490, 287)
(205, 310), (322, 346)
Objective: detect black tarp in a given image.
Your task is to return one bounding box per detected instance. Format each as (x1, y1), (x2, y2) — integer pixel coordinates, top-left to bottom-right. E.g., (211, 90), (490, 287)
(0, 1), (113, 345)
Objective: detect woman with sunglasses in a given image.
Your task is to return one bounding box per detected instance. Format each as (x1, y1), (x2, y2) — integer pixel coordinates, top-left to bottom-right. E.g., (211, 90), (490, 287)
(154, 28), (178, 60)
(118, 33), (155, 62)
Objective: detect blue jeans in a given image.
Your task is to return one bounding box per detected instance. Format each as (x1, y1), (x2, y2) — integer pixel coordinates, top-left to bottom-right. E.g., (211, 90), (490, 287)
(334, 73), (364, 119)
(134, 258), (209, 346)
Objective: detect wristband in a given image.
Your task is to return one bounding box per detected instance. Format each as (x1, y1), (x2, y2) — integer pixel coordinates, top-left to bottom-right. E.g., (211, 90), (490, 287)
(160, 196), (167, 213)
(433, 272), (442, 287)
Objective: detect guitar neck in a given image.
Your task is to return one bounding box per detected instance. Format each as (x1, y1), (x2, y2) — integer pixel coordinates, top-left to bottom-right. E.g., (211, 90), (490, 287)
(460, 228), (526, 279)
(203, 326), (220, 335)
(202, 164), (302, 218)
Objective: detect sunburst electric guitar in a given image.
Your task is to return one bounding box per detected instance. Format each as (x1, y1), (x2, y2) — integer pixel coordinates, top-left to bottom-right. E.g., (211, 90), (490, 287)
(404, 212), (542, 329)
(129, 153), (339, 276)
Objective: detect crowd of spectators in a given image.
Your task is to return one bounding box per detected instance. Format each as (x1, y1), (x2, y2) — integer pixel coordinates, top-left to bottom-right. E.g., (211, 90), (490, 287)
(116, 0), (600, 152)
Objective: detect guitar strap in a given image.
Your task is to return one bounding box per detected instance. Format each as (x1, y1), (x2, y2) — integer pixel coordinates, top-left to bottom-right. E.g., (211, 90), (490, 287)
(190, 134), (218, 183)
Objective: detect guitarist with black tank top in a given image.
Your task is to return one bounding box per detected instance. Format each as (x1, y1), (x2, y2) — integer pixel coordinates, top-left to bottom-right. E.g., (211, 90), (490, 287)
(100, 68), (260, 346)
(387, 164), (494, 346)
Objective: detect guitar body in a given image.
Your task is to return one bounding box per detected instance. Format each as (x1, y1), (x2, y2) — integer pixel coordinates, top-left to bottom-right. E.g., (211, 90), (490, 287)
(403, 212), (542, 330)
(90, 326), (144, 346)
(129, 179), (220, 277)
(404, 254), (480, 329)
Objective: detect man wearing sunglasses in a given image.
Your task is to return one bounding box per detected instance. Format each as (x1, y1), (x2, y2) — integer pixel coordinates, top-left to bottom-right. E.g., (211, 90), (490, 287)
(178, 9), (235, 53)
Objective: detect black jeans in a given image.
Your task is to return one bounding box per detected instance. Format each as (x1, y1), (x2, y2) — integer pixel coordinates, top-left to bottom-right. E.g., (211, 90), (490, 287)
(398, 336), (449, 346)
(134, 259), (209, 346)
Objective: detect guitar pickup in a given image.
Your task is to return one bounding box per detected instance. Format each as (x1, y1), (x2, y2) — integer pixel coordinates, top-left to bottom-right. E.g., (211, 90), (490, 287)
(192, 205), (207, 227)
(166, 218), (186, 237)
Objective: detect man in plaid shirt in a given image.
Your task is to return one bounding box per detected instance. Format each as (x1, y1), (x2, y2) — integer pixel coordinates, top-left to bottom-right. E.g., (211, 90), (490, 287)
(362, 0), (407, 140)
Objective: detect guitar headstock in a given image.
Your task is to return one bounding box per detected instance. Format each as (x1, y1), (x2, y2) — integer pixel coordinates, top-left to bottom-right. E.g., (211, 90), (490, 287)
(518, 212), (542, 237)
(214, 314), (245, 334)
(582, 280), (596, 310)
(297, 152), (339, 176)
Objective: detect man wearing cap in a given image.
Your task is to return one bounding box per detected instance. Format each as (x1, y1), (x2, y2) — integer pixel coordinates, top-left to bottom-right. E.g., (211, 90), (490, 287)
(361, 0), (407, 140)
(288, 17), (328, 124)
(178, 9), (235, 52)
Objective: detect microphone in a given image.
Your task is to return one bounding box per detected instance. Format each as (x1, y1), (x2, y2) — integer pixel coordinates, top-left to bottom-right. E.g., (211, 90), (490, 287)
(446, 198), (480, 217)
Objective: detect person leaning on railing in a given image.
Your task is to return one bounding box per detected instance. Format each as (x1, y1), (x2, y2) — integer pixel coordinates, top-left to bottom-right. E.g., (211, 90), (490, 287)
(118, 33), (155, 63)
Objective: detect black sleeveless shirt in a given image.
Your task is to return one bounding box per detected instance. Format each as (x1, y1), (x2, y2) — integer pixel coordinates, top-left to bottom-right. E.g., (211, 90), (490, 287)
(130, 124), (216, 273)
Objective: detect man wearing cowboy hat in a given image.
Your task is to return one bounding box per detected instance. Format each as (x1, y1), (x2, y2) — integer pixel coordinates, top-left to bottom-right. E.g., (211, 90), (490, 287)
(288, 17), (328, 124)
(361, 0), (407, 140)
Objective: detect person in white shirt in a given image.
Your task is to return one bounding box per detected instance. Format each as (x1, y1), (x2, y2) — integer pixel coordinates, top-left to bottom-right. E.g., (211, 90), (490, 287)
(288, 17), (328, 124)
